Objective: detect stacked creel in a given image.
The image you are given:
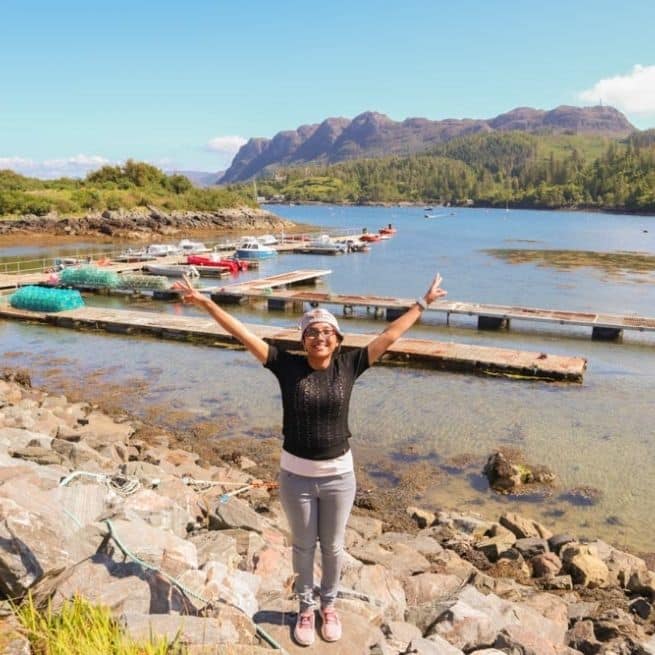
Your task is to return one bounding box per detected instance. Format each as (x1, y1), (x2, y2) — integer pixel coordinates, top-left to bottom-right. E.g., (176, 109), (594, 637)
(9, 286), (85, 312)
(59, 266), (120, 288)
(117, 275), (170, 290)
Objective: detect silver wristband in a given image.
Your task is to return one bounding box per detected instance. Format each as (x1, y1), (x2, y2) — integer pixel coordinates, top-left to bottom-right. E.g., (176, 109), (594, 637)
(415, 297), (428, 311)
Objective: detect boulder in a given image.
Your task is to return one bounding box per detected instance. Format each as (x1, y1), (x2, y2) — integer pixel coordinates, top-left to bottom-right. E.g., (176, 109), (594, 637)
(209, 496), (264, 534)
(122, 609), (258, 646)
(341, 563), (407, 620)
(500, 512), (553, 539)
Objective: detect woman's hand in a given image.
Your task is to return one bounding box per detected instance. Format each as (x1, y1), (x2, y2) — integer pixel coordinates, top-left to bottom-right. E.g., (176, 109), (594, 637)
(171, 274), (208, 307)
(424, 273), (447, 305)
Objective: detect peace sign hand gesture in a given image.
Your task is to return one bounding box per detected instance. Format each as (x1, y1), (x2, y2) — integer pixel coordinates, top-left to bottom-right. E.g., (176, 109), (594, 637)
(171, 274), (208, 307)
(424, 273), (447, 305)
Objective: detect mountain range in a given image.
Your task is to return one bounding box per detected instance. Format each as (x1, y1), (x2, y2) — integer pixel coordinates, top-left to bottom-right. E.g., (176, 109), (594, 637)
(219, 105), (634, 183)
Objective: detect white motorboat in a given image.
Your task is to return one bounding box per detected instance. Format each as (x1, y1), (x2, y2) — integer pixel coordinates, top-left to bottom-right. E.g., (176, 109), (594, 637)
(177, 239), (210, 254)
(295, 234), (347, 255)
(146, 244), (181, 257)
(235, 237), (277, 260)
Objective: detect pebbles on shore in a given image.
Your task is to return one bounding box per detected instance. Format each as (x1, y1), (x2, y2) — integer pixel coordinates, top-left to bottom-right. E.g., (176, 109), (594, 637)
(1, 368), (655, 654)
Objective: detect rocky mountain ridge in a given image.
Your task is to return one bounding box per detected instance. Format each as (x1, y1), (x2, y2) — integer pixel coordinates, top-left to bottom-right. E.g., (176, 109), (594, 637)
(221, 105), (635, 183)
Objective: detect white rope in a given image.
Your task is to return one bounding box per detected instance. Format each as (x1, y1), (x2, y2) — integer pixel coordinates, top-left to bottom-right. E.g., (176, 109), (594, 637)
(59, 470), (141, 496)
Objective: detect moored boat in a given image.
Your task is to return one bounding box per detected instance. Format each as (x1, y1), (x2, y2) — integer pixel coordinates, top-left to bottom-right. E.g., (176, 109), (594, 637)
(378, 223), (397, 236)
(360, 233), (381, 243)
(177, 239), (210, 254)
(186, 254), (250, 273)
(295, 234), (347, 255)
(143, 263), (200, 278)
(235, 238), (277, 260)
(146, 244), (181, 257)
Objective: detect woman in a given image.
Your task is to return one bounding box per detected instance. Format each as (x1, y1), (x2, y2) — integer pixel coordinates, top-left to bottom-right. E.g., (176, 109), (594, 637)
(172, 273), (446, 646)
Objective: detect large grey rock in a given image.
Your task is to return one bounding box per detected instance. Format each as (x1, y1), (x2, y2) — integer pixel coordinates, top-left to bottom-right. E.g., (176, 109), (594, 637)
(561, 544), (610, 588)
(403, 573), (465, 633)
(410, 635), (465, 654)
(494, 625), (562, 655)
(350, 539), (431, 577)
(209, 496), (264, 533)
(122, 609), (258, 646)
(430, 585), (567, 648)
(119, 489), (194, 538)
(76, 410), (134, 448)
(341, 563), (407, 620)
(347, 512), (384, 540)
(104, 517), (198, 575)
(500, 512), (552, 539)
(190, 531), (241, 569)
(0, 496), (72, 597)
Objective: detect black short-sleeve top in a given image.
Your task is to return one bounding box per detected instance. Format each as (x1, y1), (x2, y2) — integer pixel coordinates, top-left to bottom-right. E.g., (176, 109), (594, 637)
(264, 345), (370, 460)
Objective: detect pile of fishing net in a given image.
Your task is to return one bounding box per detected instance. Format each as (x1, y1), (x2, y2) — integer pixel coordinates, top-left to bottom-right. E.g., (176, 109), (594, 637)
(10, 286), (84, 312)
(59, 266), (120, 288)
(117, 274), (170, 291)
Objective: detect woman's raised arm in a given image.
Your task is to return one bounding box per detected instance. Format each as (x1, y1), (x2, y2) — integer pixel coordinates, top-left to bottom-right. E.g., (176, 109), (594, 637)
(366, 273), (447, 365)
(171, 275), (269, 363)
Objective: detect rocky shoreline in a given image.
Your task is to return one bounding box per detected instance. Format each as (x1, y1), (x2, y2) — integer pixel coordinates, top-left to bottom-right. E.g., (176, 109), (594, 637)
(0, 206), (296, 241)
(2, 368), (655, 654)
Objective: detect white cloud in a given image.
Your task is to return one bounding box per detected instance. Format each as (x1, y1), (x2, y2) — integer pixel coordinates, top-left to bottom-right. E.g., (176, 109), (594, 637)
(206, 135), (247, 155)
(579, 64), (655, 114)
(0, 154), (112, 179)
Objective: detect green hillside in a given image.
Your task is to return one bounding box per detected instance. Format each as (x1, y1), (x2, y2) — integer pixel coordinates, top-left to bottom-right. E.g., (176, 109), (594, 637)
(0, 160), (254, 218)
(245, 132), (655, 212)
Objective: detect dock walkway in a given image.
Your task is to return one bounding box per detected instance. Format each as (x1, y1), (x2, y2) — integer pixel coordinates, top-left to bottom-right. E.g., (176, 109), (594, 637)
(214, 286), (655, 341)
(0, 305), (586, 382)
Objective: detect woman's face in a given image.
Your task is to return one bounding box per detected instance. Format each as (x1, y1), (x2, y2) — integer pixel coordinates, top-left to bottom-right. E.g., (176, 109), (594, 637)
(302, 321), (340, 360)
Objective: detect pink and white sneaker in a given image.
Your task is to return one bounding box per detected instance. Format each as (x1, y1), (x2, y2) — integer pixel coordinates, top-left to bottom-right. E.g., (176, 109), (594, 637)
(293, 610), (315, 646)
(319, 605), (342, 642)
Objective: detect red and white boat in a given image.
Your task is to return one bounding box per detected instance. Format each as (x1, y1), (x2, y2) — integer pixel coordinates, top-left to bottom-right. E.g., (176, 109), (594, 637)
(186, 254), (250, 274)
(360, 233), (381, 243)
(378, 223), (397, 236)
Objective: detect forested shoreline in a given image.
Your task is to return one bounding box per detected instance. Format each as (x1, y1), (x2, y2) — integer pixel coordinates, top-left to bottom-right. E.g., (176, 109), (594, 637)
(0, 160), (253, 219)
(246, 131), (655, 213)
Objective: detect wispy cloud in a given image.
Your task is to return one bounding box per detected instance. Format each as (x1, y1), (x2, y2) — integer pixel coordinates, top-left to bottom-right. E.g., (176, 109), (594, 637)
(579, 65), (655, 115)
(0, 154), (111, 179)
(206, 136), (247, 156)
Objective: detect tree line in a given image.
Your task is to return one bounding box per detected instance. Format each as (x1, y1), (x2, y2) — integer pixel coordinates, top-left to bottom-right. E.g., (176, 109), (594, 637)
(246, 131), (655, 212)
(0, 160), (254, 218)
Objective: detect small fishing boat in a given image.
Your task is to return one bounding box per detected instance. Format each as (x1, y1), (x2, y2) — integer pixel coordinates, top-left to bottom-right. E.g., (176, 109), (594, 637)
(360, 233), (381, 243)
(114, 248), (154, 263)
(258, 234), (279, 246)
(146, 244), (181, 257)
(345, 239), (370, 253)
(295, 234), (347, 255)
(177, 239), (210, 254)
(144, 263), (200, 278)
(235, 238), (277, 260)
(378, 223), (397, 236)
(186, 254), (250, 273)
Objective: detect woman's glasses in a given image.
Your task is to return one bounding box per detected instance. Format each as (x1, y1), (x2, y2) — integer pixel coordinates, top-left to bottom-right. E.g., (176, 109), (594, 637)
(304, 328), (337, 339)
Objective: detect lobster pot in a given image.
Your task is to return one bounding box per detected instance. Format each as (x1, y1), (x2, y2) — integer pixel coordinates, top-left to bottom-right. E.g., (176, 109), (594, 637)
(59, 266), (120, 288)
(10, 286), (85, 312)
(118, 274), (170, 290)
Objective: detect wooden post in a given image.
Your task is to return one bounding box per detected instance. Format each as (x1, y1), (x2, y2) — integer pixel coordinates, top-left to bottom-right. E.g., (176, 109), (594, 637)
(592, 326), (623, 341)
(386, 307), (408, 321)
(478, 316), (509, 330)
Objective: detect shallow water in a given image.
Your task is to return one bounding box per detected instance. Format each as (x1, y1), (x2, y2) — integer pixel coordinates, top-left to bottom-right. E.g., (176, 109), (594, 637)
(2, 205), (655, 551)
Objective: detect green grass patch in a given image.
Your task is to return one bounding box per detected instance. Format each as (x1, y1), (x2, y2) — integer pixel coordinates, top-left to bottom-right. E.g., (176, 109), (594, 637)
(16, 594), (183, 655)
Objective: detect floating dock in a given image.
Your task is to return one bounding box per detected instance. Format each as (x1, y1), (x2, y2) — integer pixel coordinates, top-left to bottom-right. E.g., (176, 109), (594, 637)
(0, 304), (586, 382)
(212, 284), (655, 342)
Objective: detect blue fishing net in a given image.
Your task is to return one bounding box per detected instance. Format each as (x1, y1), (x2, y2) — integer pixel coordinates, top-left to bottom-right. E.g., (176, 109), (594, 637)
(10, 286), (85, 312)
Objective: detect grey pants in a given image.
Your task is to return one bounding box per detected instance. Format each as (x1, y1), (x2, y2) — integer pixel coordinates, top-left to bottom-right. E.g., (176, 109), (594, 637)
(278, 469), (356, 612)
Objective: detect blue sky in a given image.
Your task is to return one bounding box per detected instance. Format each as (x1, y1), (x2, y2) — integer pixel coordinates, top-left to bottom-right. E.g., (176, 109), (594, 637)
(2, 0), (655, 178)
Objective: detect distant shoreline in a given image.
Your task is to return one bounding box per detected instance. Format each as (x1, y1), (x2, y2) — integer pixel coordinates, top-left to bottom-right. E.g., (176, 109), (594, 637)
(264, 199), (655, 216)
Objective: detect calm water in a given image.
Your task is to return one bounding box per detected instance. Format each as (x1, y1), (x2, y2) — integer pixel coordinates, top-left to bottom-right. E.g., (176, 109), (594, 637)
(2, 205), (655, 551)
